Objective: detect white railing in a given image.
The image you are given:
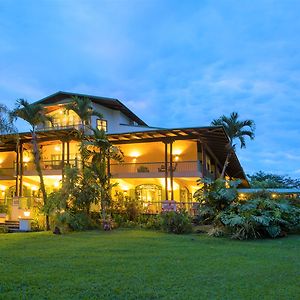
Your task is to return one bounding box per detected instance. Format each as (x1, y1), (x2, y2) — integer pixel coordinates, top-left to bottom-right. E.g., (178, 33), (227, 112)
(22, 159), (80, 171)
(110, 161), (202, 177)
(0, 168), (15, 176)
(11, 197), (42, 209)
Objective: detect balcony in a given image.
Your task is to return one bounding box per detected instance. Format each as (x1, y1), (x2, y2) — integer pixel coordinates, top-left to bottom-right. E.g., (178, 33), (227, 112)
(36, 122), (92, 133)
(0, 167), (16, 178)
(22, 159), (79, 175)
(110, 161), (202, 178)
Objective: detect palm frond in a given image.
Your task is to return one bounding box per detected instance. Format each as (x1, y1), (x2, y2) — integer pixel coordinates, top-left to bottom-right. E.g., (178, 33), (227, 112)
(65, 96), (104, 125)
(10, 99), (49, 129)
(211, 111), (255, 149)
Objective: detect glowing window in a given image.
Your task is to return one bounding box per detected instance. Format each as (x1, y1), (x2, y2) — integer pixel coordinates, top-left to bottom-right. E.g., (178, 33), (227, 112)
(97, 119), (107, 132)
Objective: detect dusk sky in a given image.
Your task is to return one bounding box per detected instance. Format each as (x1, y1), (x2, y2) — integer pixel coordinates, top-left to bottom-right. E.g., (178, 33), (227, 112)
(0, 0), (299, 177)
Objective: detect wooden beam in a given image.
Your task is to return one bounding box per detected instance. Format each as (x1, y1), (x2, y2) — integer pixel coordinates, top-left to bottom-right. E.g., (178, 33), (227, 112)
(15, 145), (19, 197)
(66, 141), (70, 165)
(62, 141), (65, 179)
(19, 142), (23, 197)
(201, 143), (207, 178)
(170, 141), (174, 200)
(164, 142), (168, 201)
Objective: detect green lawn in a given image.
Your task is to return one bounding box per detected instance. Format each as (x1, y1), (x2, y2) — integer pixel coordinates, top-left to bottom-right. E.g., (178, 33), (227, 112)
(0, 229), (299, 299)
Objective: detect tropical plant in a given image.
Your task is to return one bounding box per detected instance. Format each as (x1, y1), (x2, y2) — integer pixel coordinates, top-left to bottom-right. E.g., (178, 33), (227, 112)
(123, 196), (144, 222)
(84, 127), (123, 226)
(218, 198), (300, 240)
(45, 166), (101, 231)
(10, 99), (53, 230)
(211, 112), (255, 178)
(0, 203), (8, 214)
(65, 96), (103, 129)
(160, 209), (193, 234)
(194, 177), (240, 224)
(65, 96), (103, 168)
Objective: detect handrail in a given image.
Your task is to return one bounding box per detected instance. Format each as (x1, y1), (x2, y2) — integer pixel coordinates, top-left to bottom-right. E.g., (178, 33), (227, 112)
(36, 123), (90, 131)
(110, 160), (199, 166)
(110, 160), (202, 175)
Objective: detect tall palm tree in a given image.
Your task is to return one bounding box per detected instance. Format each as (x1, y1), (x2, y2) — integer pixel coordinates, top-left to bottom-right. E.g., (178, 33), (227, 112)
(211, 112), (255, 178)
(11, 99), (52, 230)
(65, 96), (103, 168)
(85, 127), (123, 226)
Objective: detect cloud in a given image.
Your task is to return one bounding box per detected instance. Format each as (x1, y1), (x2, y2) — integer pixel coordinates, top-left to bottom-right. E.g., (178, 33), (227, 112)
(0, 0), (299, 177)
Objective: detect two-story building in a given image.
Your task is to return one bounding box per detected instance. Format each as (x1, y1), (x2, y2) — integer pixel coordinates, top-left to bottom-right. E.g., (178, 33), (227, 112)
(0, 91), (249, 220)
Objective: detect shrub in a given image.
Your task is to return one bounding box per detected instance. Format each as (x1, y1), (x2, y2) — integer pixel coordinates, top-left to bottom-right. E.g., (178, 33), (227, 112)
(218, 198), (300, 240)
(55, 211), (97, 232)
(0, 225), (8, 233)
(124, 197), (144, 221)
(208, 226), (226, 237)
(31, 218), (44, 232)
(0, 203), (8, 214)
(111, 193), (144, 224)
(194, 178), (240, 224)
(141, 214), (161, 230)
(160, 209), (192, 234)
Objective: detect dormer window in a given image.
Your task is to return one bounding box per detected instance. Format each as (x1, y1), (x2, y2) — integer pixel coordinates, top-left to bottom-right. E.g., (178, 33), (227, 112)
(97, 119), (107, 132)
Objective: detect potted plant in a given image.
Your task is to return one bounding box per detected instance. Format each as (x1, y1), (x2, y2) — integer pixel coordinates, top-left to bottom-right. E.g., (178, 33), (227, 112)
(137, 165), (149, 173)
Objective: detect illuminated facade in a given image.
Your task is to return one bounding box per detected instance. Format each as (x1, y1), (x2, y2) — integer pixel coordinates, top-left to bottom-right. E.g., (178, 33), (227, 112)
(0, 92), (248, 220)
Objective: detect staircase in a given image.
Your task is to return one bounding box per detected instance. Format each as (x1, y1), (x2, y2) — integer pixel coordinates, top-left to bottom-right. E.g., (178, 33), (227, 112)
(0, 220), (20, 232)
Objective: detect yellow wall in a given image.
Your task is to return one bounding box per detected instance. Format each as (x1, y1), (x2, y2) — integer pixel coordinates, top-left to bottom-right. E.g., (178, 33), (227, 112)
(45, 106), (81, 127)
(116, 140), (198, 164)
(41, 141), (80, 161)
(0, 151), (16, 168)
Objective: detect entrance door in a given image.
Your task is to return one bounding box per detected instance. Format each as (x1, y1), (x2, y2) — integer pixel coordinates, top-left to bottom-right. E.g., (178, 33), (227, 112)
(135, 184), (162, 213)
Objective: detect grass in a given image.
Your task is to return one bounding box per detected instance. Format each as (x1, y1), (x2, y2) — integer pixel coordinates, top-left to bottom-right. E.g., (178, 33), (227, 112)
(0, 229), (299, 299)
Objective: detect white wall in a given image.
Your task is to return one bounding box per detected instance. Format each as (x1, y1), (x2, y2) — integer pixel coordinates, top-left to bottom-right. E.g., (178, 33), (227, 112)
(91, 102), (151, 134)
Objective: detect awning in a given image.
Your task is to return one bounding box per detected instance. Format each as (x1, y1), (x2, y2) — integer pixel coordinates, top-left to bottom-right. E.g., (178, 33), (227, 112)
(108, 126), (248, 181)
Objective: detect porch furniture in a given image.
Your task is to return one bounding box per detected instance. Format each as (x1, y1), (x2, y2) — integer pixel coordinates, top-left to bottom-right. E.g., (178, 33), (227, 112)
(158, 163), (177, 172)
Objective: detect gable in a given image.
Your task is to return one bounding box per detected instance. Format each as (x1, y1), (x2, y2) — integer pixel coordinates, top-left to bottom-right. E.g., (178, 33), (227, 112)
(33, 91), (148, 126)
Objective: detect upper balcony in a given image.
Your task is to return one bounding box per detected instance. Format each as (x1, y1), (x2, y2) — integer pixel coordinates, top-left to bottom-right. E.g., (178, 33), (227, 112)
(12, 160), (206, 178)
(0, 167), (15, 179)
(22, 159), (79, 176)
(110, 161), (203, 178)
(36, 122), (89, 132)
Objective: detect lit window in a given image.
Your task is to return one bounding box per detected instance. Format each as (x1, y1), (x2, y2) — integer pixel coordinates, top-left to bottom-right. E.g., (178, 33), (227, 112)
(97, 119), (107, 132)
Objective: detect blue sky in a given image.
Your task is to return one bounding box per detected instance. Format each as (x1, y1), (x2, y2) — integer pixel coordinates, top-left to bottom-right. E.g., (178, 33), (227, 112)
(0, 0), (300, 177)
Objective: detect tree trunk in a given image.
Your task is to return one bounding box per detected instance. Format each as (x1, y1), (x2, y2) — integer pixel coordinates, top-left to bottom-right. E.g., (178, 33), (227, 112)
(31, 131), (50, 230)
(220, 144), (234, 179)
(220, 153), (230, 179)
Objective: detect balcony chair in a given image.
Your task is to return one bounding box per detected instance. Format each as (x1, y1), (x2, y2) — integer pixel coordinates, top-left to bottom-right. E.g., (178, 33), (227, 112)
(158, 163), (177, 172)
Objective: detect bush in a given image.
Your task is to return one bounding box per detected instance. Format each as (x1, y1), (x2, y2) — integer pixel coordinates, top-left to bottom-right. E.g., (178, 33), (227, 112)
(218, 198), (300, 240)
(55, 211), (97, 232)
(194, 178), (240, 224)
(31, 218), (44, 232)
(0, 225), (8, 233)
(208, 226), (226, 237)
(160, 209), (192, 234)
(140, 215), (161, 230)
(124, 197), (143, 221)
(0, 203), (8, 214)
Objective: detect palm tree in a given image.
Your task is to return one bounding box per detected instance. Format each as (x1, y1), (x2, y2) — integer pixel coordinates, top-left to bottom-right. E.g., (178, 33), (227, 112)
(85, 127), (123, 226)
(11, 99), (52, 230)
(65, 96), (103, 168)
(211, 112), (255, 178)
